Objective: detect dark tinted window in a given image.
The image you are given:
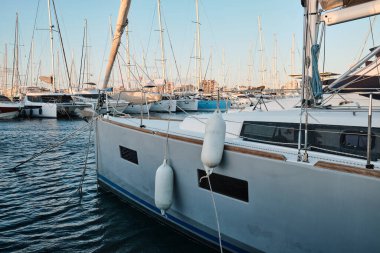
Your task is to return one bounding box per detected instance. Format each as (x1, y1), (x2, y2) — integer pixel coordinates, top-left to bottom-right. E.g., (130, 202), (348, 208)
(341, 132), (374, 150)
(241, 122), (297, 146)
(240, 121), (379, 161)
(119, 146), (138, 164)
(197, 170), (248, 202)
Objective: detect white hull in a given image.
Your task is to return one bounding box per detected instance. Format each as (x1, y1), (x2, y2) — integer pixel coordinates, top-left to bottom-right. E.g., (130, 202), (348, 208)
(176, 99), (198, 111)
(123, 103), (152, 114)
(150, 100), (177, 112)
(0, 102), (22, 119)
(0, 110), (20, 119)
(23, 102), (57, 118)
(96, 111), (380, 253)
(23, 93), (91, 118)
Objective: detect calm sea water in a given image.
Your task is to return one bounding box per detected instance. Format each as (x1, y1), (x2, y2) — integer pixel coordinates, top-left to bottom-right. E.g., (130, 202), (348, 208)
(0, 119), (215, 253)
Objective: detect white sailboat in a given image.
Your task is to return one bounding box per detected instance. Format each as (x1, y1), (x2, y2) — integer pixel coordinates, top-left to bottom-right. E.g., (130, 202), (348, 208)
(0, 95), (22, 119)
(96, 1), (380, 252)
(148, 0), (177, 113)
(24, 0), (90, 118)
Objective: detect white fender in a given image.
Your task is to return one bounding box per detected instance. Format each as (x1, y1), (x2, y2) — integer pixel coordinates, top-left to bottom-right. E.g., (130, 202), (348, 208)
(201, 110), (226, 172)
(154, 159), (174, 215)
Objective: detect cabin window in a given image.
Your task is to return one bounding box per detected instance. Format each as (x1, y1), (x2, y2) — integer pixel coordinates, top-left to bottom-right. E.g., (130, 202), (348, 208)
(119, 146), (139, 164)
(197, 170), (249, 202)
(241, 122), (297, 146)
(0, 95), (11, 102)
(240, 121), (379, 161)
(340, 132), (374, 150)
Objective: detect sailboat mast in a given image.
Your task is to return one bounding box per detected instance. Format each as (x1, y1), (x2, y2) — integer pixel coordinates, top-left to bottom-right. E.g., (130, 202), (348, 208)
(291, 33), (295, 77)
(273, 34), (278, 90)
(248, 45), (253, 84)
(258, 16), (265, 87)
(125, 25), (131, 89)
(4, 44), (7, 92)
(56, 50), (60, 91)
(30, 38), (34, 87)
(302, 0), (319, 101)
(157, 0), (166, 82)
(11, 13), (19, 99)
(195, 0), (202, 90)
(85, 19), (89, 84)
(47, 0), (56, 91)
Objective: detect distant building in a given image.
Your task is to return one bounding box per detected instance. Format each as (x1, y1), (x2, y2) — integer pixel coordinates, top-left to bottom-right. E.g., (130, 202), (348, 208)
(201, 80), (218, 94)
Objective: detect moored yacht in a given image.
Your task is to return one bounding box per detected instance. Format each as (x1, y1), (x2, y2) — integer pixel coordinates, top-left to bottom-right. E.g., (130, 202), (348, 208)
(0, 95), (23, 119)
(23, 92), (90, 118)
(95, 0), (380, 252)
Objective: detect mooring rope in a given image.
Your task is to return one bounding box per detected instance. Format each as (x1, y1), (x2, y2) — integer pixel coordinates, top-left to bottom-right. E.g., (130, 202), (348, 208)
(77, 119), (93, 196)
(10, 119), (94, 171)
(199, 172), (223, 253)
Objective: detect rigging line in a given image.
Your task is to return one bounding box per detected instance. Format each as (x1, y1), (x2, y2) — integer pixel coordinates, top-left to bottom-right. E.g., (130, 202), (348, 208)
(185, 37), (195, 85)
(333, 63), (380, 93)
(116, 50), (147, 88)
(203, 53), (211, 81)
(97, 21), (111, 86)
(116, 53), (125, 88)
(51, 0), (72, 92)
(197, 173), (223, 253)
(356, 17), (376, 62)
(144, 4), (157, 68)
(119, 42), (155, 84)
(322, 23), (326, 77)
(163, 12), (183, 86)
(368, 16), (380, 88)
(25, 0), (41, 87)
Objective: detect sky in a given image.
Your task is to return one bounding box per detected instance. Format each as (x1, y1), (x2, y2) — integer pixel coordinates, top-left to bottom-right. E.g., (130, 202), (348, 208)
(0, 0), (379, 89)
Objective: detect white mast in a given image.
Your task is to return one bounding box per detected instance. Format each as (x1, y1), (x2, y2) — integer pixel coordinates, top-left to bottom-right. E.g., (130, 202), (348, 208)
(247, 45), (253, 84)
(302, 0), (319, 101)
(157, 0), (166, 82)
(47, 0), (56, 91)
(258, 16), (266, 87)
(4, 44), (7, 92)
(11, 13), (20, 99)
(56, 50), (60, 91)
(103, 0), (132, 88)
(195, 0), (202, 90)
(30, 38), (34, 87)
(85, 19), (89, 83)
(273, 34), (278, 90)
(291, 33), (295, 77)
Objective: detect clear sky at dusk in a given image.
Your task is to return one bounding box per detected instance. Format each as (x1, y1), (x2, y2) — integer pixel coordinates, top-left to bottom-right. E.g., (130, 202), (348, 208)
(0, 0), (379, 89)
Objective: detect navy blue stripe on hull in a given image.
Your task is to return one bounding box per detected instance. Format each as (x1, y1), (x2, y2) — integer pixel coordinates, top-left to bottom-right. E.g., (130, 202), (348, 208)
(97, 174), (251, 253)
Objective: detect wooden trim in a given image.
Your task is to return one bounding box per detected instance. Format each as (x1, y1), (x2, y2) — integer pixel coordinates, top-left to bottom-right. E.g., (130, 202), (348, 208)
(225, 145), (286, 161)
(314, 161), (380, 179)
(101, 118), (287, 161)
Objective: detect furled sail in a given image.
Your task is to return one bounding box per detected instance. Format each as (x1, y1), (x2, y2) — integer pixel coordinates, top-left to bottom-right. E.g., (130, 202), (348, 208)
(320, 0), (374, 10)
(321, 0), (380, 25)
(102, 0), (132, 88)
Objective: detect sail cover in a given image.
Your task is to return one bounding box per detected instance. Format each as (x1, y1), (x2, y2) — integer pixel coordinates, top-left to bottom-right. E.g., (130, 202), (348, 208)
(320, 0), (374, 10)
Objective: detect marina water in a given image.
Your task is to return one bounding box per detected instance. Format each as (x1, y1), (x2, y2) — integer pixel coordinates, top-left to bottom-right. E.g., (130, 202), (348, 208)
(0, 119), (215, 252)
